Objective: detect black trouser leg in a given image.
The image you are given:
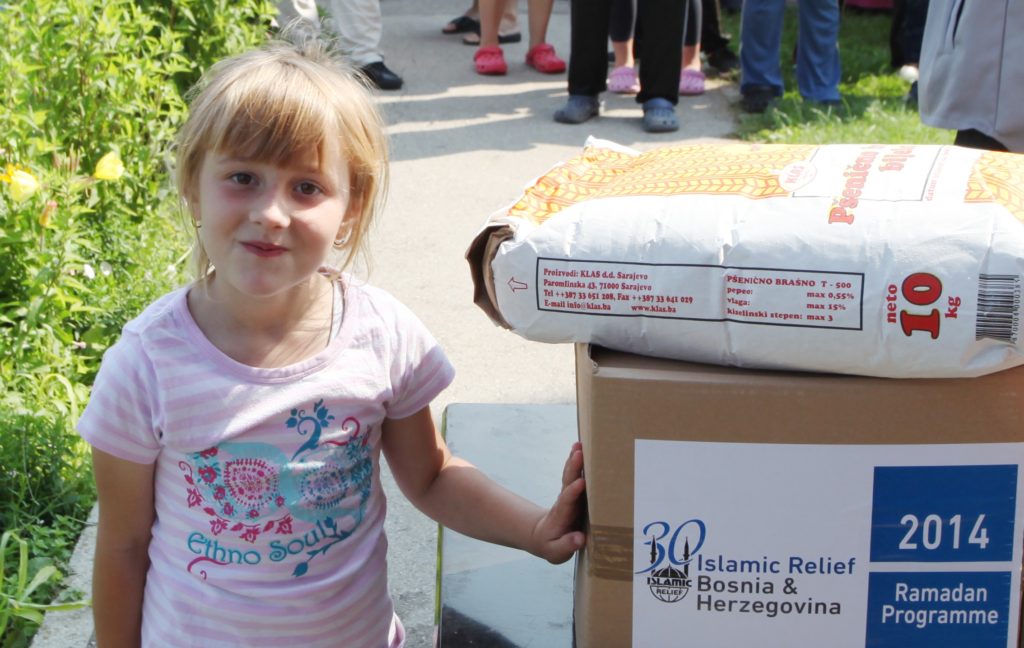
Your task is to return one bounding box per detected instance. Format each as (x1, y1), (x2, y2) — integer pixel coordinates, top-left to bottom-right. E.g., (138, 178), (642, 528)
(702, 0), (730, 53)
(567, 0), (614, 97)
(636, 0), (685, 105)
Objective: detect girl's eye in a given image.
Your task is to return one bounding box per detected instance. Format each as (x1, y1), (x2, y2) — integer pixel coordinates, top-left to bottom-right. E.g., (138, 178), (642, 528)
(229, 172), (256, 186)
(296, 181), (322, 196)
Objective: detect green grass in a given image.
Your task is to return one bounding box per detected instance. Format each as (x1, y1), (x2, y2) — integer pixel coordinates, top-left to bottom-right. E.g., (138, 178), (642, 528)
(721, 6), (953, 145)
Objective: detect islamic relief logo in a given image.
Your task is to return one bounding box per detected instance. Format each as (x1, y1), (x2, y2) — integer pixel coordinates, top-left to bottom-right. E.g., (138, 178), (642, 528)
(636, 519), (706, 603)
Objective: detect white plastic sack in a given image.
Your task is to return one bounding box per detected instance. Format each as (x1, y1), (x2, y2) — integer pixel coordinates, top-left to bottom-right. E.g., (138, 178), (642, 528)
(467, 138), (1024, 378)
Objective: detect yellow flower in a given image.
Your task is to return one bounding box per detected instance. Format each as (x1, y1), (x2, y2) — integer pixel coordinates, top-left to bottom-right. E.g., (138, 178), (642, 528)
(1, 163), (25, 184)
(7, 168), (40, 202)
(93, 151), (124, 181)
(39, 200), (57, 227)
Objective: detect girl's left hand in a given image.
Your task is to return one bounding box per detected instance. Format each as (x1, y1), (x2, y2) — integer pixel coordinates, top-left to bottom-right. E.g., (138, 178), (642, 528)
(531, 441), (587, 564)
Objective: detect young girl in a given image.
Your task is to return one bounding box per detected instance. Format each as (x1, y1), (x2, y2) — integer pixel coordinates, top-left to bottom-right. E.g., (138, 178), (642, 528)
(78, 40), (586, 648)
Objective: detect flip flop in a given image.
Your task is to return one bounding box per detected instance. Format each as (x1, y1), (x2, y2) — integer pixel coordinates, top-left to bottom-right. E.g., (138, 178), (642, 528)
(462, 31), (522, 46)
(679, 68), (706, 96)
(442, 15), (480, 35)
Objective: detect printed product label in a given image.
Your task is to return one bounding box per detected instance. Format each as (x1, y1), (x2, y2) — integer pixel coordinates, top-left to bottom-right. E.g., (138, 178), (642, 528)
(632, 442), (1024, 648)
(536, 258), (864, 330)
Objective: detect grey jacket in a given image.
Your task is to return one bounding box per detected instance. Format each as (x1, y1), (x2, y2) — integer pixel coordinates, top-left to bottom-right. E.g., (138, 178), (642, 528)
(919, 0), (1024, 152)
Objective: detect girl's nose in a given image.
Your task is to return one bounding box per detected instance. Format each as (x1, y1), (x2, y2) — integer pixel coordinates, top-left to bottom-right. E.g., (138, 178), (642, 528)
(249, 191), (291, 227)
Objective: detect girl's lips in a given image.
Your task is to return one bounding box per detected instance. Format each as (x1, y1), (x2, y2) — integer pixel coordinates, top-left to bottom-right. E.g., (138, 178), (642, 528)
(241, 241), (286, 257)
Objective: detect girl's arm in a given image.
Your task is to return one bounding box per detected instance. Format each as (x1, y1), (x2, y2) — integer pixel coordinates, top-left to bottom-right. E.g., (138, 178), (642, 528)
(382, 407), (585, 564)
(91, 448), (156, 648)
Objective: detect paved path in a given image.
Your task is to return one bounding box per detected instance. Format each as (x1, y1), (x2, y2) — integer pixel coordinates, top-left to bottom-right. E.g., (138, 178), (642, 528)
(374, 4), (737, 645)
(32, 1), (739, 645)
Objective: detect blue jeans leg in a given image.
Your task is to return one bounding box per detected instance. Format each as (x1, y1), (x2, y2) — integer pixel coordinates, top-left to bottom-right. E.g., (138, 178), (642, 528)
(796, 0), (841, 101)
(739, 0), (785, 96)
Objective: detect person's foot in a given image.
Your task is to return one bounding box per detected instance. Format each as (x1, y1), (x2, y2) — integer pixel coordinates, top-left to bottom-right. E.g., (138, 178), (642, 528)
(641, 98), (679, 133)
(442, 14), (480, 34)
(705, 47), (739, 74)
(741, 85), (777, 113)
(679, 68), (706, 96)
(525, 43), (566, 74)
(904, 80), (918, 106)
(554, 95), (600, 124)
(360, 61), (403, 90)
(462, 30), (522, 46)
(474, 46), (508, 76)
(809, 97), (842, 110)
(608, 66), (640, 94)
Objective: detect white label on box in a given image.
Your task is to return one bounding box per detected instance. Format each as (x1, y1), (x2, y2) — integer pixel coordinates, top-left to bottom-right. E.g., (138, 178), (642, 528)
(632, 441), (1024, 648)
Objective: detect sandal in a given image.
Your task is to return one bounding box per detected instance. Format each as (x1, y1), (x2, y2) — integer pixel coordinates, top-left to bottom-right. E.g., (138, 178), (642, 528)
(525, 43), (566, 74)
(608, 66), (640, 94)
(642, 98), (679, 133)
(462, 31), (522, 46)
(474, 46), (508, 76)
(679, 68), (706, 96)
(443, 15), (479, 35)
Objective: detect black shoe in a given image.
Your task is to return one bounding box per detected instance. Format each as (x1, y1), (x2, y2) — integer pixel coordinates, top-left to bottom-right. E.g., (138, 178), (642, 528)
(360, 61), (403, 91)
(741, 85), (778, 113)
(904, 80), (918, 107)
(706, 47), (739, 74)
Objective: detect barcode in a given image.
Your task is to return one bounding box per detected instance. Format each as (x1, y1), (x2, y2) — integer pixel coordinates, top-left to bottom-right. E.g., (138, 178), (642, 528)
(976, 274), (1021, 343)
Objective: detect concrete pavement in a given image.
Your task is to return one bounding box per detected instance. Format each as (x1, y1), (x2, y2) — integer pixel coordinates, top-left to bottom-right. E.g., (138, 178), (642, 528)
(373, 4), (737, 644)
(31, 1), (738, 645)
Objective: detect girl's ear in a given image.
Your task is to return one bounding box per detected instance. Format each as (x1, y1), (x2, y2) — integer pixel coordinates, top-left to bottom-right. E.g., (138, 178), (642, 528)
(340, 191), (364, 238)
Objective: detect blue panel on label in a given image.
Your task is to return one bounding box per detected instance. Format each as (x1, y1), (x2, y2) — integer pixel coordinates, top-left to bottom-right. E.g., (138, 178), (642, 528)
(865, 571), (1011, 647)
(870, 465), (1017, 563)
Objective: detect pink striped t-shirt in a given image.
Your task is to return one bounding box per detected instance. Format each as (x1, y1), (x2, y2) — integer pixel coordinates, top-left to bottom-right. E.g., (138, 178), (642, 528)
(78, 276), (454, 647)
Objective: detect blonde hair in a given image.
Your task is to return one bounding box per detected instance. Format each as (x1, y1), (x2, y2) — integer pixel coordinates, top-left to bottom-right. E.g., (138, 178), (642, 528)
(175, 39), (388, 278)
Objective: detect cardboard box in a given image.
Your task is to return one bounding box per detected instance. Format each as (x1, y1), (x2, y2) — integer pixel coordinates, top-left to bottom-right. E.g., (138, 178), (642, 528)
(574, 344), (1024, 647)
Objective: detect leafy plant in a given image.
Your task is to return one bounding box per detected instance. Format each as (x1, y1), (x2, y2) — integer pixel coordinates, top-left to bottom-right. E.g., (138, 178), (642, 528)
(0, 0), (277, 643)
(0, 531), (89, 648)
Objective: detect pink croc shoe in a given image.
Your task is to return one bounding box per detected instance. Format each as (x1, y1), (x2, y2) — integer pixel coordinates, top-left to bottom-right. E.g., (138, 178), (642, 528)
(608, 65), (640, 94)
(679, 68), (706, 96)
(525, 43), (566, 74)
(474, 46), (507, 75)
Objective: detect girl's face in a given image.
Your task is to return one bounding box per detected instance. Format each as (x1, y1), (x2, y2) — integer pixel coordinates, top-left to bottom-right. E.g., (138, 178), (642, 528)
(192, 145), (354, 300)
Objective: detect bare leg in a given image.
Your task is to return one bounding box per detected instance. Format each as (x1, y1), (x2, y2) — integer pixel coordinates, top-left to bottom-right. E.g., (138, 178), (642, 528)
(527, 0), (555, 48)
(502, 0), (518, 32)
(479, 0), (501, 47)
(613, 39), (635, 69)
(682, 43), (701, 71)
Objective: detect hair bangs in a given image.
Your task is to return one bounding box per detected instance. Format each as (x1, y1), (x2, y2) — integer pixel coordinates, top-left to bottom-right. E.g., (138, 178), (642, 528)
(206, 63), (337, 170)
